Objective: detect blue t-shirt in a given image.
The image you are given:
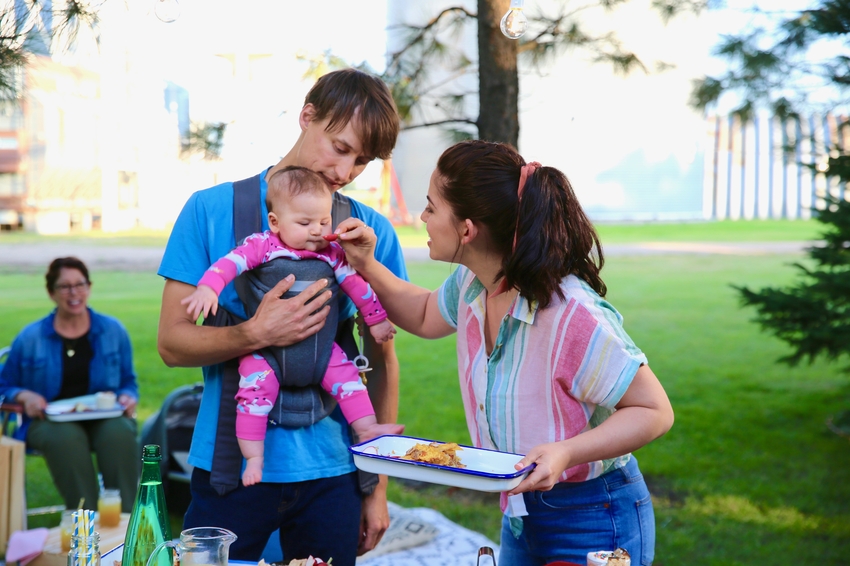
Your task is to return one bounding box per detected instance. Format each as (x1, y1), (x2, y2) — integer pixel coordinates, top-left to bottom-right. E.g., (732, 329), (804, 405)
(157, 167), (408, 482)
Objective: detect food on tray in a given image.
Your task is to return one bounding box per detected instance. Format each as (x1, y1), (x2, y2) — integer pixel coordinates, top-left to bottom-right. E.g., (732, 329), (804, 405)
(50, 402), (94, 414)
(95, 391), (117, 409)
(607, 548), (631, 566)
(401, 442), (466, 468)
(587, 548), (631, 566)
(259, 557), (330, 566)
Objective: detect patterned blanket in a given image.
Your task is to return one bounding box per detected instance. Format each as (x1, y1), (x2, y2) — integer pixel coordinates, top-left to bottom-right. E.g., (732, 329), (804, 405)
(357, 502), (499, 566)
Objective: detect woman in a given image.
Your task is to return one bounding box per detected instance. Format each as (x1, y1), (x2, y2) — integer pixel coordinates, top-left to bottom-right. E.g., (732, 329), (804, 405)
(0, 257), (139, 512)
(338, 141), (674, 565)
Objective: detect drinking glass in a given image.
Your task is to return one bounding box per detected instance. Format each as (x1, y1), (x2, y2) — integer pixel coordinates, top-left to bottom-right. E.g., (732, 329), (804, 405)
(97, 489), (122, 528)
(60, 510), (75, 553)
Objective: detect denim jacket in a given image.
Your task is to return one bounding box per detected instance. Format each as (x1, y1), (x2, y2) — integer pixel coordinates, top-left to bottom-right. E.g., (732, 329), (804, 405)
(0, 307), (138, 440)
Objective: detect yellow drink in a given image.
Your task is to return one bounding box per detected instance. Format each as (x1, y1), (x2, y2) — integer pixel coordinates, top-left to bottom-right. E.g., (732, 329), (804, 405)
(98, 489), (122, 528)
(60, 510), (74, 552)
(60, 527), (72, 552)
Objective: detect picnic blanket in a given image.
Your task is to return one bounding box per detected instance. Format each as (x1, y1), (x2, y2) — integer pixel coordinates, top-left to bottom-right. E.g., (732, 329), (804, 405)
(357, 502), (499, 566)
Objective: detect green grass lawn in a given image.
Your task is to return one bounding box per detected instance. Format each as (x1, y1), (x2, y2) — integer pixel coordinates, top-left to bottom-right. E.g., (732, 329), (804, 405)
(593, 218), (825, 243)
(1, 221), (848, 564)
(379, 218), (825, 246)
(0, 217), (826, 249)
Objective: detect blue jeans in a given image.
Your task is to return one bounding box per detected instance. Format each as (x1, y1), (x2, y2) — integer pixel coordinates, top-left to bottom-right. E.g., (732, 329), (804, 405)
(498, 457), (655, 566)
(184, 468), (362, 565)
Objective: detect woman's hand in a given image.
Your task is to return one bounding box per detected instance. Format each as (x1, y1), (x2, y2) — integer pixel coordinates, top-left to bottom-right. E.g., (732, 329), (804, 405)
(335, 217), (378, 272)
(15, 390), (47, 419)
(118, 394), (138, 418)
(507, 441), (572, 495)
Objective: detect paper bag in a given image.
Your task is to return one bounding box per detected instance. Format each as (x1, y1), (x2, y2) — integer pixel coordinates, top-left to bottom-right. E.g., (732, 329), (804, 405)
(0, 436), (27, 555)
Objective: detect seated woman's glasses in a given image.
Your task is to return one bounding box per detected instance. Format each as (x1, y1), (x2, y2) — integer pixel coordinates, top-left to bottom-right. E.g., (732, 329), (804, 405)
(55, 282), (89, 294)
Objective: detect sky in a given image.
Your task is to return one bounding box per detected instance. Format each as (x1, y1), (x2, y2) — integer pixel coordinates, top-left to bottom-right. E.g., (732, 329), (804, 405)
(150, 0), (390, 88)
(122, 0), (822, 125)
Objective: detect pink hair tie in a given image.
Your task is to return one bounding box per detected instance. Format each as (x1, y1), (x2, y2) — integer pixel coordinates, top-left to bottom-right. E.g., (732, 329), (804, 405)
(516, 161), (541, 202)
(512, 161), (542, 249)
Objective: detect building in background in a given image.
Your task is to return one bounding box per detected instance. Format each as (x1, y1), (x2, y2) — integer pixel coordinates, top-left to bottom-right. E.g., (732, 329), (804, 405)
(0, 0), (829, 234)
(0, 1), (206, 234)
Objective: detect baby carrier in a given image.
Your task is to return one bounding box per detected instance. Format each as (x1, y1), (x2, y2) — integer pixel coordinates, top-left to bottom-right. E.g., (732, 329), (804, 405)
(205, 171), (371, 495)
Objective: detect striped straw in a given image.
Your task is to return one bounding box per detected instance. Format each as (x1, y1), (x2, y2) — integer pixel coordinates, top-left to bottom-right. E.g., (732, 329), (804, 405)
(69, 509), (97, 566)
(87, 509), (94, 566)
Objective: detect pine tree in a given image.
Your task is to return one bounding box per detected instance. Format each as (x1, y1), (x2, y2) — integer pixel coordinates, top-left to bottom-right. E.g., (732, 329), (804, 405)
(0, 1), (100, 100)
(734, 195), (850, 369)
(734, 193), (850, 435)
(694, 0), (850, 432)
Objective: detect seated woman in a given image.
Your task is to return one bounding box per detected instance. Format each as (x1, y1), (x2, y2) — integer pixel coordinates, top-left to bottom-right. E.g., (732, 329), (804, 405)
(0, 257), (139, 512)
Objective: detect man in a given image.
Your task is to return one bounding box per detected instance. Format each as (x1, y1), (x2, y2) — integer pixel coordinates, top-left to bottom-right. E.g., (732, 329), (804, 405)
(156, 68), (405, 565)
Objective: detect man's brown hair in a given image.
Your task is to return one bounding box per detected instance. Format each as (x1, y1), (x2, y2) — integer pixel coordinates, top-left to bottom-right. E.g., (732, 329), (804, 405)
(305, 68), (400, 161)
(266, 166), (331, 213)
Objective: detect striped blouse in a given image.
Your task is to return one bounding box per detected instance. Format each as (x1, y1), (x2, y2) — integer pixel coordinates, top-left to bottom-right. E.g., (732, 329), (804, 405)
(437, 266), (647, 483)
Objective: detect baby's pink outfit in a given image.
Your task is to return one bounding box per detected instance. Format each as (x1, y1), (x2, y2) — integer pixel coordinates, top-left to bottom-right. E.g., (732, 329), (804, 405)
(197, 230), (387, 440)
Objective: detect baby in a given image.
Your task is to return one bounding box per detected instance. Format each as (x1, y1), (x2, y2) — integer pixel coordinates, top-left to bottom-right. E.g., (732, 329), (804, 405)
(182, 166), (403, 485)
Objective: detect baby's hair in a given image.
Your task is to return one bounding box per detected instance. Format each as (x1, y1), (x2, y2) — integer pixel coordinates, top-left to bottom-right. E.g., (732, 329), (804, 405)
(266, 166), (332, 212)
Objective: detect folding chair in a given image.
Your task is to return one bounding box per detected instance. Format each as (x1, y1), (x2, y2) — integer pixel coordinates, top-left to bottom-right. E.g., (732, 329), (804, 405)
(139, 382), (203, 516)
(0, 345), (67, 517)
(0, 345), (25, 440)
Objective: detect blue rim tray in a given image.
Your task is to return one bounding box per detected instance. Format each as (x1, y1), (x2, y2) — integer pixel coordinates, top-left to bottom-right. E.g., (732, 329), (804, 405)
(349, 434), (533, 492)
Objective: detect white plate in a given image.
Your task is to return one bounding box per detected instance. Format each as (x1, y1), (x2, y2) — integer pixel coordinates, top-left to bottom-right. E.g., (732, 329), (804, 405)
(45, 394), (124, 422)
(102, 544), (121, 563)
(349, 435), (533, 492)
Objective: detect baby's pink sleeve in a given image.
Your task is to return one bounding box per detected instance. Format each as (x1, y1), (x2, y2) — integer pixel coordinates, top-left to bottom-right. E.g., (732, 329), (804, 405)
(330, 245), (388, 326)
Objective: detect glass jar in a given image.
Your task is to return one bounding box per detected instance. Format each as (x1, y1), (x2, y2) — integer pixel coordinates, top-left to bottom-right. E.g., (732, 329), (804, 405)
(68, 532), (101, 566)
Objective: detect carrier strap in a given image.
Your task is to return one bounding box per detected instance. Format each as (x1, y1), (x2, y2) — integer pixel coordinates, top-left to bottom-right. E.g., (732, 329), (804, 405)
(210, 173), (264, 495)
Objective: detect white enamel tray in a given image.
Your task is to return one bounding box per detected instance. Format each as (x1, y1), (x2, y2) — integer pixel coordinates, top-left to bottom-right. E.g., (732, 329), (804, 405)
(45, 394), (124, 422)
(349, 435), (533, 492)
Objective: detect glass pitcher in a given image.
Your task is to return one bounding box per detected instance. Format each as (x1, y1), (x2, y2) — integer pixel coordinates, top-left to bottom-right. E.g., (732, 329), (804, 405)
(145, 527), (237, 566)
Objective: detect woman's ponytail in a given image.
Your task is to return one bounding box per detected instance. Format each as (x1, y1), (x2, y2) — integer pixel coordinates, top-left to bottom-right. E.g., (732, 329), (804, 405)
(436, 140), (605, 308)
(501, 168), (606, 308)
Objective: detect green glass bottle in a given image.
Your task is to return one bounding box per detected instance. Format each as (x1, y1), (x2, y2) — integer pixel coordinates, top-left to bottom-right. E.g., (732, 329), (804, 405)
(121, 445), (172, 566)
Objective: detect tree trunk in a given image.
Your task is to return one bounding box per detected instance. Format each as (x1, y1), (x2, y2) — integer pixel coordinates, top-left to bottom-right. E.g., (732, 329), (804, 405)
(477, 0), (519, 147)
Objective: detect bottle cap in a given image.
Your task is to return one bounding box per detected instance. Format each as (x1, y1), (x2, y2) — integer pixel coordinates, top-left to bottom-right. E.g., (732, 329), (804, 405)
(142, 445), (162, 460)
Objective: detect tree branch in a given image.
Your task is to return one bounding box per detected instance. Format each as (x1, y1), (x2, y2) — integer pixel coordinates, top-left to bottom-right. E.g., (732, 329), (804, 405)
(401, 118), (479, 131)
(386, 7), (475, 73)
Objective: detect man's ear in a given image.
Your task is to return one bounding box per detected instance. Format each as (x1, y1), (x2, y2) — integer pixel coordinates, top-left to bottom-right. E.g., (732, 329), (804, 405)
(458, 218), (478, 246)
(299, 104), (317, 131)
